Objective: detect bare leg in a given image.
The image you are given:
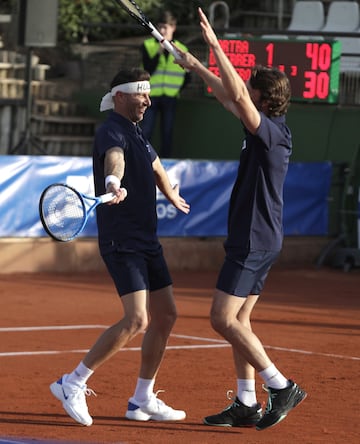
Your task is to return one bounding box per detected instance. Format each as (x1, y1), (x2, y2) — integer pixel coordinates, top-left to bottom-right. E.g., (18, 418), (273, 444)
(83, 290), (148, 370)
(49, 290), (148, 428)
(139, 285), (177, 379)
(125, 285), (185, 422)
(211, 289), (272, 372)
(232, 294), (259, 379)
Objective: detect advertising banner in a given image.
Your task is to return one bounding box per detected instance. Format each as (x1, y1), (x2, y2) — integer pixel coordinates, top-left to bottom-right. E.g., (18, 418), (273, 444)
(0, 156), (332, 238)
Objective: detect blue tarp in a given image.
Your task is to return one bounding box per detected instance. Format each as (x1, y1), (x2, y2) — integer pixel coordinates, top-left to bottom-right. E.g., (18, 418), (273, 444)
(0, 156), (332, 238)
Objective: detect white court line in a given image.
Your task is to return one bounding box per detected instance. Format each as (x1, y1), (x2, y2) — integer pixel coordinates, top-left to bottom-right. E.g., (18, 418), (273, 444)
(0, 326), (359, 361)
(1, 344), (359, 361)
(265, 345), (360, 361)
(0, 344), (230, 357)
(0, 325), (108, 332)
(171, 333), (226, 343)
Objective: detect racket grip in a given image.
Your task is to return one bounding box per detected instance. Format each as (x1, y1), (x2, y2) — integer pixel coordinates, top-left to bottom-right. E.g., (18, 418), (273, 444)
(100, 188), (127, 203)
(162, 40), (181, 60)
(100, 192), (116, 203)
(149, 24), (181, 60)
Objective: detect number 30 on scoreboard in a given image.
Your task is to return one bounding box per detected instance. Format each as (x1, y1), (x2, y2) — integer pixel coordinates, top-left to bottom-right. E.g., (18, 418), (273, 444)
(207, 38), (341, 103)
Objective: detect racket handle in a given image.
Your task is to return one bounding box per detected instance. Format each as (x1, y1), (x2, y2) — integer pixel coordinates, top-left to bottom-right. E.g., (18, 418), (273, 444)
(100, 188), (127, 203)
(149, 23), (181, 60)
(100, 192), (116, 203)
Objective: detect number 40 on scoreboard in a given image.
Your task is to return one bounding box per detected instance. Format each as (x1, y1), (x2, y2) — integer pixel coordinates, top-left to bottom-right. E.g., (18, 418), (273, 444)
(207, 37), (341, 103)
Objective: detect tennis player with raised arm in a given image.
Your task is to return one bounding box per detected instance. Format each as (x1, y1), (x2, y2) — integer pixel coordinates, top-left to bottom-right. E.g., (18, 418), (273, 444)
(49, 67), (190, 426)
(175, 8), (307, 431)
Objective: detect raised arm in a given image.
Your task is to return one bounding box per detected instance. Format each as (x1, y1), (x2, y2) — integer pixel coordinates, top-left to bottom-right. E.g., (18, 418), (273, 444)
(175, 8), (261, 134)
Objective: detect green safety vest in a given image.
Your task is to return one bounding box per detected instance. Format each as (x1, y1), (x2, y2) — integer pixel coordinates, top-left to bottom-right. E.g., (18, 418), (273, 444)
(143, 38), (188, 97)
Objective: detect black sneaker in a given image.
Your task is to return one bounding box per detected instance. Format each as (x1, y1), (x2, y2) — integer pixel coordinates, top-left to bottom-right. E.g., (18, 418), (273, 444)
(256, 380), (307, 431)
(203, 393), (262, 427)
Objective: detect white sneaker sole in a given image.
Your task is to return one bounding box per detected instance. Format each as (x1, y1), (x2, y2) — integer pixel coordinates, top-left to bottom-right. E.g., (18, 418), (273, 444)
(50, 380), (93, 426)
(126, 398), (186, 422)
(125, 408), (186, 421)
(149, 411), (186, 421)
(125, 409), (151, 421)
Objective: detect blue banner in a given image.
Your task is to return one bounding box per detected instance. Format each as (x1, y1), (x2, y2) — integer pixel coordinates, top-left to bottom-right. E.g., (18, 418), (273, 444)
(0, 156), (332, 238)
(283, 161), (332, 236)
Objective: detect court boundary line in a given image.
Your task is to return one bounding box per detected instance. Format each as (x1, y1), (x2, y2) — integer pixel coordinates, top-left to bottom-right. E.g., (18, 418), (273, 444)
(1, 325), (359, 361)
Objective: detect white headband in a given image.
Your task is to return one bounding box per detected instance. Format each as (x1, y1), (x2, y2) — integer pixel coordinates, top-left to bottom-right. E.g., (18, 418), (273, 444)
(99, 81), (151, 111)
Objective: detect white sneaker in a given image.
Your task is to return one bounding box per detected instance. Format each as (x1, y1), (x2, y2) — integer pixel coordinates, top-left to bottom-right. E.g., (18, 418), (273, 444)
(50, 374), (96, 426)
(125, 392), (186, 422)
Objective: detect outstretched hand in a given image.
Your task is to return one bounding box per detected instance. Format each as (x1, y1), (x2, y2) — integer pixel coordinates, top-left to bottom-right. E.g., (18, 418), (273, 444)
(171, 184), (190, 215)
(198, 7), (219, 48)
(172, 7), (220, 72)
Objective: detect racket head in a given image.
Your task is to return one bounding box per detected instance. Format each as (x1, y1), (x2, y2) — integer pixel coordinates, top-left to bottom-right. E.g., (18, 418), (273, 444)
(39, 183), (87, 242)
(114, 0), (150, 28)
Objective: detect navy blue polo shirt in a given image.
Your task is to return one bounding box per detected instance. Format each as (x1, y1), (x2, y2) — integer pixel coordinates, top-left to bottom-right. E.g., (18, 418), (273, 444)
(93, 111), (159, 255)
(225, 112), (292, 253)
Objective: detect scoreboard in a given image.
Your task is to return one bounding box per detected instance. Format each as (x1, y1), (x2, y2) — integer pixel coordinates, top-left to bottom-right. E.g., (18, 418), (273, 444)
(207, 38), (341, 103)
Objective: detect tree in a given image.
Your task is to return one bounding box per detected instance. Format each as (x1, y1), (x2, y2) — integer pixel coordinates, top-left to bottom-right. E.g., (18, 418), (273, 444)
(56, 0), (235, 44)
(58, 0), (162, 44)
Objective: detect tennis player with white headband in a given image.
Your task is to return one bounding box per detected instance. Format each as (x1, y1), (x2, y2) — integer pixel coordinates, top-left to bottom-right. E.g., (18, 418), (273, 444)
(100, 80), (151, 111)
(50, 67), (190, 426)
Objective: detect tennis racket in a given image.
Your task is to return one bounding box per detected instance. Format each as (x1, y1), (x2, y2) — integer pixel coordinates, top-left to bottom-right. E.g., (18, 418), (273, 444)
(113, 0), (181, 59)
(39, 183), (126, 242)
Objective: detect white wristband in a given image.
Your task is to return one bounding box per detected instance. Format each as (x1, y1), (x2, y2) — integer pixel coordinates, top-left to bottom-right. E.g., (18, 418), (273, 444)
(105, 175), (121, 189)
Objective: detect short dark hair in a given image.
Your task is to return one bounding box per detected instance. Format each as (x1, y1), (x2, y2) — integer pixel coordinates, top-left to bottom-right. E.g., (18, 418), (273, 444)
(110, 68), (150, 89)
(249, 65), (291, 116)
(157, 10), (176, 26)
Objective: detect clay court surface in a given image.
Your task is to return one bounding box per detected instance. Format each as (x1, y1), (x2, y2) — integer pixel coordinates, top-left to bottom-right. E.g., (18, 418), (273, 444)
(0, 266), (359, 444)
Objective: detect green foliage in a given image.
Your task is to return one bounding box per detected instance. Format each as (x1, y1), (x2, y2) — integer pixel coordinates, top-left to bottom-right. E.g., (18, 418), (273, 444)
(58, 0), (119, 43)
(58, 0), (164, 44)
(57, 0), (243, 44)
(5, 1), (249, 45)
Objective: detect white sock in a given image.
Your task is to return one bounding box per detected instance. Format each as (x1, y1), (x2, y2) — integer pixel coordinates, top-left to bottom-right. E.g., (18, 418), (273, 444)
(65, 361), (94, 387)
(133, 378), (155, 402)
(259, 363), (289, 389)
(237, 379), (257, 407)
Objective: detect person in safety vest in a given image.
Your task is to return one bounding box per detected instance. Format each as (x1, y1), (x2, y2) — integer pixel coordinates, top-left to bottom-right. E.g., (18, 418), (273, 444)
(140, 10), (191, 158)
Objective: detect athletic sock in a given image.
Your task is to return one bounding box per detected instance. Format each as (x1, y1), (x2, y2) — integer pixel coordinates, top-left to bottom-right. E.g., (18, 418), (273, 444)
(65, 361), (94, 387)
(237, 379), (258, 407)
(259, 363), (289, 389)
(133, 377), (155, 402)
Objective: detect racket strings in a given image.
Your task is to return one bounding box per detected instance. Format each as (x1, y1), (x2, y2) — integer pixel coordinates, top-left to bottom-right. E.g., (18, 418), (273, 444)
(41, 186), (86, 241)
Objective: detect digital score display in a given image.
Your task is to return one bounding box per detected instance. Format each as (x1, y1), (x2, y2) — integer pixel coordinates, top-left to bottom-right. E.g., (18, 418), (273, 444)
(207, 38), (341, 103)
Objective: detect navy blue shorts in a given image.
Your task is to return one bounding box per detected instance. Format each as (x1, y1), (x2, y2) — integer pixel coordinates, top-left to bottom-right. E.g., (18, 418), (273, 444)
(216, 249), (280, 297)
(102, 248), (172, 297)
